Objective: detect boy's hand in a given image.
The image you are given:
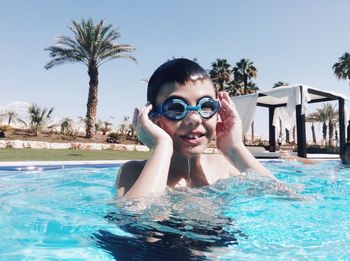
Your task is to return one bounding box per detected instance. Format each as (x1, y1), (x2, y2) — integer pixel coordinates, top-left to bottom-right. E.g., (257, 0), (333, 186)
(133, 103), (173, 149)
(216, 91), (244, 153)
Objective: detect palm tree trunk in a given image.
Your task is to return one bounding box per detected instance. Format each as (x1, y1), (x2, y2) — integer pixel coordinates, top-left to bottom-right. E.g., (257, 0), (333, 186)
(322, 122), (327, 140)
(220, 80), (224, 92)
(293, 127), (296, 143)
(311, 123), (316, 144)
(244, 77), (248, 95)
(35, 125), (39, 136)
(86, 63), (99, 138)
(328, 120), (334, 146)
(251, 121), (254, 143)
(335, 129), (338, 140)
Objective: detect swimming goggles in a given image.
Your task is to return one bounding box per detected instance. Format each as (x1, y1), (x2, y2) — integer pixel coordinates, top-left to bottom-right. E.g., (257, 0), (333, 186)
(151, 96), (220, 121)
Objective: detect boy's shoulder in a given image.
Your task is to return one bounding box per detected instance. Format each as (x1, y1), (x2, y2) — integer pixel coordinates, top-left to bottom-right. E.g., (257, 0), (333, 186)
(119, 160), (147, 179)
(116, 160), (147, 196)
(121, 159), (147, 170)
(203, 153), (240, 177)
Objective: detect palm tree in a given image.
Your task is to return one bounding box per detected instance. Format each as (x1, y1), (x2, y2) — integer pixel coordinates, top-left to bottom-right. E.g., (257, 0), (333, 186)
(118, 116), (130, 135)
(311, 104), (337, 146)
(323, 104), (338, 146)
(60, 117), (74, 135)
(317, 108), (328, 144)
(209, 59), (232, 92)
(225, 79), (242, 96)
(306, 113), (318, 144)
(245, 81), (259, 94)
(96, 120), (112, 135)
(232, 59), (258, 144)
(232, 58), (257, 95)
(333, 52), (350, 87)
(45, 18), (136, 138)
(273, 81), (289, 88)
(0, 110), (23, 127)
(28, 104), (54, 136)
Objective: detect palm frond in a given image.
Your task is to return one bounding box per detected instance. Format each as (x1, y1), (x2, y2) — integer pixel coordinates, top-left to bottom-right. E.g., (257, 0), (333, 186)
(333, 52), (350, 83)
(45, 18), (136, 70)
(98, 54), (137, 67)
(97, 44), (136, 65)
(45, 56), (86, 70)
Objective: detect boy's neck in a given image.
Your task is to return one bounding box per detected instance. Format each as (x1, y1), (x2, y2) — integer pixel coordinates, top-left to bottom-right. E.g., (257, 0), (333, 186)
(170, 151), (201, 170)
(168, 152), (209, 187)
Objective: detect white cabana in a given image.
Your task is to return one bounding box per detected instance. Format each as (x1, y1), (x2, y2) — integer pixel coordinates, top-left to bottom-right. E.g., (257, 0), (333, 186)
(231, 84), (349, 158)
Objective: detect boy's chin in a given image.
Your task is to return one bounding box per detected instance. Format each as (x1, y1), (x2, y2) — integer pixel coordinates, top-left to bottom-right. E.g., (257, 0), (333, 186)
(180, 145), (207, 157)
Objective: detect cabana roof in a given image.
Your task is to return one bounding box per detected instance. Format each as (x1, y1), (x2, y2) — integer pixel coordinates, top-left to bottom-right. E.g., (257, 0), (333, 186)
(231, 84), (349, 158)
(256, 84), (348, 108)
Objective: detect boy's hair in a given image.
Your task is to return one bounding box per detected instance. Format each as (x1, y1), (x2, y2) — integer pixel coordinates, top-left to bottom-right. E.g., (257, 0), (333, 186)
(147, 58), (211, 105)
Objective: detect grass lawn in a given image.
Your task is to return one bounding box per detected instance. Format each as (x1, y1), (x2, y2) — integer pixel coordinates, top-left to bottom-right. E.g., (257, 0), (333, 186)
(0, 148), (150, 162)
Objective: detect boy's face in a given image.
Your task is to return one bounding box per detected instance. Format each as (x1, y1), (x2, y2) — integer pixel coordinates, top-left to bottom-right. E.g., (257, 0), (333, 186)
(154, 79), (217, 156)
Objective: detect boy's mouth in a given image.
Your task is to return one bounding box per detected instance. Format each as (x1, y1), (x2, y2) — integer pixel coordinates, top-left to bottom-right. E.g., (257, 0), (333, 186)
(181, 134), (203, 139)
(179, 132), (205, 143)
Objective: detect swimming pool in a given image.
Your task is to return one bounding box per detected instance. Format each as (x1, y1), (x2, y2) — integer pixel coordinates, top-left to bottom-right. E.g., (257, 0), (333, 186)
(0, 160), (349, 260)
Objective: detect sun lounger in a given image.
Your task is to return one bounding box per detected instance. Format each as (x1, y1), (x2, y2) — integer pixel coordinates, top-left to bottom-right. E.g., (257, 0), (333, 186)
(246, 146), (279, 159)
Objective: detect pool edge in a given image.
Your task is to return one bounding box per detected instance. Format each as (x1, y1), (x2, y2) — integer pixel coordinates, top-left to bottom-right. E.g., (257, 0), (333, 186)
(0, 160), (126, 171)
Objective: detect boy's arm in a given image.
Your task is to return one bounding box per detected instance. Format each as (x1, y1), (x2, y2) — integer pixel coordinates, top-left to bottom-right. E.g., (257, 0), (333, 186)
(119, 143), (173, 199)
(222, 144), (277, 180)
(117, 104), (173, 199)
(216, 92), (276, 180)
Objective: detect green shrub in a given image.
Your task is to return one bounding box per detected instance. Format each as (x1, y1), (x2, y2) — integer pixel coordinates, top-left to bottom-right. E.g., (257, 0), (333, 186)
(106, 132), (120, 143)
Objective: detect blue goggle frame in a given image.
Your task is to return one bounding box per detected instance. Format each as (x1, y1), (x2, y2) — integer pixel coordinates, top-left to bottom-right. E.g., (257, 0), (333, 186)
(151, 96), (220, 121)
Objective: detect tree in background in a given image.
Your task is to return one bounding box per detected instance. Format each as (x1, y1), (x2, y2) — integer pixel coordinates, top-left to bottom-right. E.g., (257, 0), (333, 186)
(0, 110), (24, 127)
(45, 18), (136, 138)
(209, 58), (260, 143)
(209, 59), (232, 92)
(309, 104), (339, 147)
(60, 117), (74, 137)
(107, 116), (133, 144)
(232, 59), (259, 143)
(323, 104), (338, 146)
(225, 79), (242, 96)
(96, 120), (113, 135)
(232, 58), (257, 95)
(333, 52), (350, 87)
(28, 104), (54, 136)
(273, 81), (289, 88)
(245, 81), (259, 94)
(306, 113), (318, 144)
(118, 116), (131, 137)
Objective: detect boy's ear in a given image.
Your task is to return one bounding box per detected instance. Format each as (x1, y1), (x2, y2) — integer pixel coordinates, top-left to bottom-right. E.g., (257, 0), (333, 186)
(154, 118), (162, 127)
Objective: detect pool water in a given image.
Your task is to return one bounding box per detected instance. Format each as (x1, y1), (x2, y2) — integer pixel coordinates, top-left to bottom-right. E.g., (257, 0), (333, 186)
(0, 161), (349, 260)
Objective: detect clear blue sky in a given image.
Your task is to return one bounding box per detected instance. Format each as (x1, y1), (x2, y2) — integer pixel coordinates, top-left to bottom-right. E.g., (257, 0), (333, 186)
(1, 0), (349, 139)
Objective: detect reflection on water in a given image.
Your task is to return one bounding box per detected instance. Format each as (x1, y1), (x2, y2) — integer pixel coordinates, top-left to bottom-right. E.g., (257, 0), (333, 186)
(94, 211), (246, 260)
(93, 170), (301, 260)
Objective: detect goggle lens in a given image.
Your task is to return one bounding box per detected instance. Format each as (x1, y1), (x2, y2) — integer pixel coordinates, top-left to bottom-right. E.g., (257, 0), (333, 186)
(156, 97), (219, 120)
(163, 101), (187, 119)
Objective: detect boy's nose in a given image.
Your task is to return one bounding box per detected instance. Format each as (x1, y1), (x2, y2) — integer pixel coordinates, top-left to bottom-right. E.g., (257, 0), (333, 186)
(183, 110), (202, 125)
